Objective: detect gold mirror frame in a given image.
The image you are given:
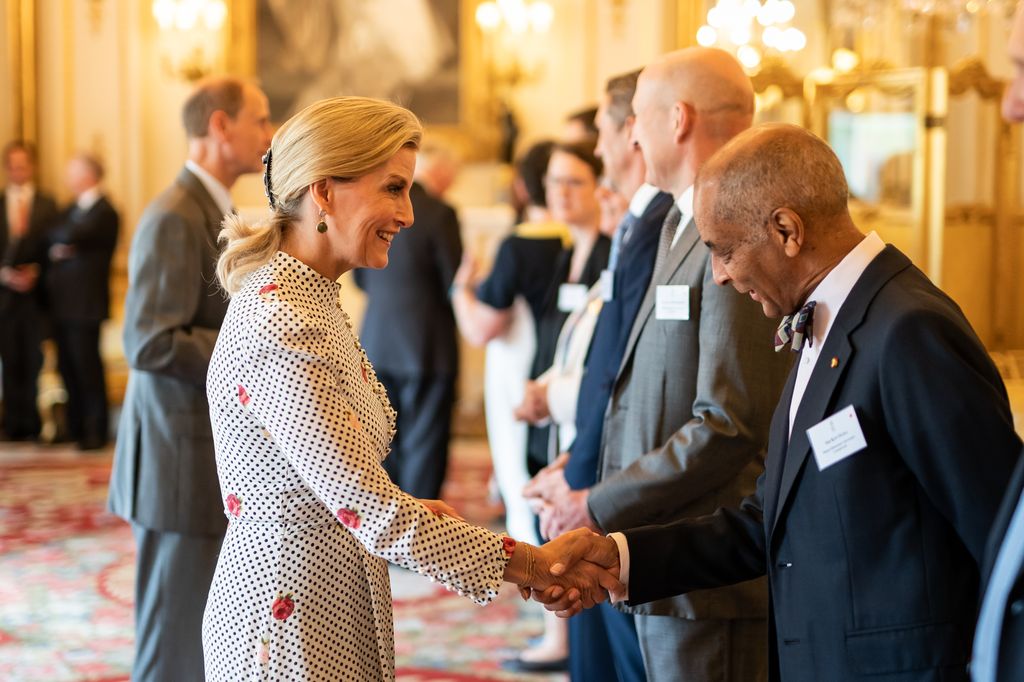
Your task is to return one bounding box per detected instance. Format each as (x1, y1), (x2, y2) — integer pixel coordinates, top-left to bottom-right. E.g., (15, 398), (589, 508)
(806, 67), (948, 284)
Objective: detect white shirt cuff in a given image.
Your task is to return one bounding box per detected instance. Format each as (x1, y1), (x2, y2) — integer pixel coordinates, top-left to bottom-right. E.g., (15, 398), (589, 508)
(608, 531), (630, 603)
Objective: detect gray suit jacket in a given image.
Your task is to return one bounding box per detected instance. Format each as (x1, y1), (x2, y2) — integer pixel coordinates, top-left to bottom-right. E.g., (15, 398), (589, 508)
(108, 167), (229, 537)
(588, 217), (791, 619)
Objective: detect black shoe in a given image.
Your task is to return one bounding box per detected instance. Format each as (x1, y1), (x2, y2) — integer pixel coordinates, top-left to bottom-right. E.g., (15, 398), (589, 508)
(500, 655), (569, 673)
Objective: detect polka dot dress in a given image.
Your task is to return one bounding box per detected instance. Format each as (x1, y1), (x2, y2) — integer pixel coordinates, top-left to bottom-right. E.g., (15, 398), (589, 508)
(202, 251), (510, 681)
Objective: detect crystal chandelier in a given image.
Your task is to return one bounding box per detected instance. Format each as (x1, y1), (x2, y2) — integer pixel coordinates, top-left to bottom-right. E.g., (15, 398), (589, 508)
(696, 0), (808, 69)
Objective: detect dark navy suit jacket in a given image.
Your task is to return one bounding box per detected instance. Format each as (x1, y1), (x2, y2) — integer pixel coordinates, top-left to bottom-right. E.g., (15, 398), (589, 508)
(624, 246), (1022, 681)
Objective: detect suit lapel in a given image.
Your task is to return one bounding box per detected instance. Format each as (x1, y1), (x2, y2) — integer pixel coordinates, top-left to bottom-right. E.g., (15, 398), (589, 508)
(617, 217), (699, 378)
(763, 362), (798, 531)
(768, 245), (912, 537)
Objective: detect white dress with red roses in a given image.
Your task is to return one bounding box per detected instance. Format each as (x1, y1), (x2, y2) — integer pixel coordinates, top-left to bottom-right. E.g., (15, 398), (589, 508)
(201, 252), (511, 682)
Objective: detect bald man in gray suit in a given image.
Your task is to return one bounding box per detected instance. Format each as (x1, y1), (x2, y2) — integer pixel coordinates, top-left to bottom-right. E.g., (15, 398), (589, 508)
(108, 75), (271, 682)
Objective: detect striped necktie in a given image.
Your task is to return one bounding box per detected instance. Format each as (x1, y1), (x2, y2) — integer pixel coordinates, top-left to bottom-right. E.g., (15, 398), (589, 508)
(652, 204), (683, 278)
(774, 300), (816, 352)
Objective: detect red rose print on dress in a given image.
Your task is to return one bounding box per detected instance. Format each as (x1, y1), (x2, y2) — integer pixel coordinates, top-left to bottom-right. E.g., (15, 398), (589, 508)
(502, 536), (516, 557)
(360, 365), (369, 383)
(238, 384), (251, 409)
(337, 508), (361, 529)
(271, 593), (295, 621)
(346, 411), (361, 431)
(225, 494), (242, 517)
(258, 282), (279, 303)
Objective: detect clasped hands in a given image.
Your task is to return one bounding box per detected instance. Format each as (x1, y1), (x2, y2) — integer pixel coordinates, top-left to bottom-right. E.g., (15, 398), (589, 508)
(514, 527), (624, 617)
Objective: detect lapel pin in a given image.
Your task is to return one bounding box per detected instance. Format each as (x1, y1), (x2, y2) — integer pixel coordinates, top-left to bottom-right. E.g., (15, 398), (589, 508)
(830, 357), (839, 368)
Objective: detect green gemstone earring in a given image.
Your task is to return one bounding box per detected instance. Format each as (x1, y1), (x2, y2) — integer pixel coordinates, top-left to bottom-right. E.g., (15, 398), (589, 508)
(316, 209), (328, 234)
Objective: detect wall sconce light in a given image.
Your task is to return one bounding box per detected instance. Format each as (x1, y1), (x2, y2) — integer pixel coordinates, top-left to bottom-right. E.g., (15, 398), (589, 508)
(151, 0), (227, 81)
(475, 0), (554, 99)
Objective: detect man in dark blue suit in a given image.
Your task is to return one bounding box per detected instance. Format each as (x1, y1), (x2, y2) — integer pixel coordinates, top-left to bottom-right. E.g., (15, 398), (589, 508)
(971, 6), (1024, 680)
(543, 123), (1022, 682)
(46, 154), (120, 450)
(522, 69), (672, 681)
(354, 142), (463, 499)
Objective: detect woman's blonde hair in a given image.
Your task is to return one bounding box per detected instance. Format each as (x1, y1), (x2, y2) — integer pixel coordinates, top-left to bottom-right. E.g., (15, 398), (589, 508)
(216, 96), (423, 294)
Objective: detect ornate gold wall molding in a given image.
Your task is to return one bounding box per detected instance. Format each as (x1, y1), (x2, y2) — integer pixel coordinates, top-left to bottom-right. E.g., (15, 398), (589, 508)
(5, 0), (36, 142)
(948, 56), (1004, 100)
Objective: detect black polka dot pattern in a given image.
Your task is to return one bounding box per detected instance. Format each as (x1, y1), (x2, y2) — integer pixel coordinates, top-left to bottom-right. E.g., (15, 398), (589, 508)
(201, 251), (510, 681)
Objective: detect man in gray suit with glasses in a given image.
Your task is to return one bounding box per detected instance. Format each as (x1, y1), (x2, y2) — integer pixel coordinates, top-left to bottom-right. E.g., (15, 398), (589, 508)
(108, 75), (272, 682)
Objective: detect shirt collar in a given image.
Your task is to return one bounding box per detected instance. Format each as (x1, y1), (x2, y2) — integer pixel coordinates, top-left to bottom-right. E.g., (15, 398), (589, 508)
(77, 186), (102, 212)
(6, 183), (34, 200)
(675, 185), (694, 220)
(627, 183), (661, 217)
(803, 231), (886, 348)
(185, 160), (233, 217)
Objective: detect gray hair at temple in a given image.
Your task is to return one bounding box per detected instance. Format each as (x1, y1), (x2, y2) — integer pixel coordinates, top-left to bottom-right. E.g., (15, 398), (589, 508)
(695, 123), (850, 235)
(604, 69), (642, 129)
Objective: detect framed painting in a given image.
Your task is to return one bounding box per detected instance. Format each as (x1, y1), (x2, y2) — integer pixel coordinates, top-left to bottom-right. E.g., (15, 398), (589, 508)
(227, 0), (498, 158)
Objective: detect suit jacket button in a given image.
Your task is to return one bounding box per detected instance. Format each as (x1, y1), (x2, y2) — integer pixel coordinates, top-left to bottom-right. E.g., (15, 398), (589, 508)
(1010, 599), (1024, 616)
(776, 561), (793, 568)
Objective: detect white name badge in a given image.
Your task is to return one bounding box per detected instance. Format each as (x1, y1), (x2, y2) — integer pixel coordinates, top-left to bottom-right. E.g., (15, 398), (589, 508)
(806, 405), (867, 471)
(600, 269), (615, 301)
(557, 283), (589, 312)
(655, 285), (690, 320)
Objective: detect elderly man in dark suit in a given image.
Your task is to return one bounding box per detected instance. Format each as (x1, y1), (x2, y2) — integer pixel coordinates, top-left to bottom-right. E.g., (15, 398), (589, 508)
(971, 6), (1024, 681)
(543, 123), (1022, 682)
(527, 50), (790, 682)
(46, 153), (119, 450)
(107, 75), (271, 682)
(0, 140), (58, 441)
(354, 141), (463, 500)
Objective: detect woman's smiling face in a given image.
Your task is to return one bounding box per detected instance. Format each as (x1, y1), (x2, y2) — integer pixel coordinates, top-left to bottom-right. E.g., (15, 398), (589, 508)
(327, 146), (416, 271)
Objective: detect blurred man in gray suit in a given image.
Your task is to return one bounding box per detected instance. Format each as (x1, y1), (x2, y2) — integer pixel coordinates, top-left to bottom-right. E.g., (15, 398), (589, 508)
(108, 75), (271, 681)
(529, 48), (791, 681)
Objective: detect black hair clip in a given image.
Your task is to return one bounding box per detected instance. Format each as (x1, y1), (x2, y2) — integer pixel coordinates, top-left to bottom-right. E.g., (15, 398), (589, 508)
(262, 148), (275, 209)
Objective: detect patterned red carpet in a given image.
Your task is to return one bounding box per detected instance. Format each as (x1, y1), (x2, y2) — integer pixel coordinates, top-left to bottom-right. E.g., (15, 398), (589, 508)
(0, 440), (565, 681)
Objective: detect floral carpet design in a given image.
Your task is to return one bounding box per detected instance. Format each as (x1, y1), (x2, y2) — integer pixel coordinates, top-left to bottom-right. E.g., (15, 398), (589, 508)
(0, 442), (565, 681)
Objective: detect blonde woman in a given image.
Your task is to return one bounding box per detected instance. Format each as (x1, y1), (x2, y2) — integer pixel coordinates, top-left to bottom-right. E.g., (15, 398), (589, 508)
(200, 96), (619, 681)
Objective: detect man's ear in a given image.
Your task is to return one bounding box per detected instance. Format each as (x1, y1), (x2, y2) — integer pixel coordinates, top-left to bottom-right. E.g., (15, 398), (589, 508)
(207, 110), (231, 141)
(770, 207), (804, 257)
(672, 101), (694, 144)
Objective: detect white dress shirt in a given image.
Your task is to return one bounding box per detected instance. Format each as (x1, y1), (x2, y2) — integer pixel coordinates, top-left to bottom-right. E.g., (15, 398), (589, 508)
(788, 232), (885, 434)
(76, 186), (103, 213)
(184, 160), (233, 218)
(670, 185), (695, 249)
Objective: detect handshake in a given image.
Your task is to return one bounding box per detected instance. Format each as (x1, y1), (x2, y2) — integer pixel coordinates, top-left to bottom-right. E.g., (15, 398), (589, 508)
(506, 528), (625, 617)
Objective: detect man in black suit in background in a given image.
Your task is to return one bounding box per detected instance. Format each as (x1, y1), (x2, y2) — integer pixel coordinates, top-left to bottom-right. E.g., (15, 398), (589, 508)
(46, 153), (120, 450)
(0, 141), (58, 441)
(970, 6), (1024, 680)
(544, 124), (1022, 682)
(354, 141), (463, 499)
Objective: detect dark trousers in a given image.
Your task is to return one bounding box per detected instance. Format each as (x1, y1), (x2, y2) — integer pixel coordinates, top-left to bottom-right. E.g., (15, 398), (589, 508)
(131, 523), (223, 682)
(0, 297), (44, 439)
(377, 372), (456, 500)
(569, 601), (646, 682)
(54, 320), (108, 446)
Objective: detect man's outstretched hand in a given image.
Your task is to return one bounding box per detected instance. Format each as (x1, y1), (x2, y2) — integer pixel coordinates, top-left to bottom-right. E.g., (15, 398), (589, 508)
(525, 528), (623, 617)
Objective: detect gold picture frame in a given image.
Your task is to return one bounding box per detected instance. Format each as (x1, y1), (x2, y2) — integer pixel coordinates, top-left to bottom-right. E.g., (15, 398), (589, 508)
(225, 0), (499, 159)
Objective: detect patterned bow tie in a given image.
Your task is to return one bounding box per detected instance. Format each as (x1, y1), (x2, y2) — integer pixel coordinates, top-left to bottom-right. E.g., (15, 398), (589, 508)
(774, 301), (816, 353)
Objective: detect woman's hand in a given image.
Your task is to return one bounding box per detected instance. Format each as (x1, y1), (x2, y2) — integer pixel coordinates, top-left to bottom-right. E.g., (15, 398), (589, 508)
(418, 498), (465, 521)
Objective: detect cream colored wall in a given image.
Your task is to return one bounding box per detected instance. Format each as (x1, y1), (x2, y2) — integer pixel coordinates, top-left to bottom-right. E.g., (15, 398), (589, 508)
(0, 6), (12, 143)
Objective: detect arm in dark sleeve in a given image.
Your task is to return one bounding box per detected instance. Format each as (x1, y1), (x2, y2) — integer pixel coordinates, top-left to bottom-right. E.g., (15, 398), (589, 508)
(474, 237), (519, 311)
(880, 307), (1022, 565)
(61, 203), (120, 253)
(121, 209), (219, 386)
(624, 473), (769, 605)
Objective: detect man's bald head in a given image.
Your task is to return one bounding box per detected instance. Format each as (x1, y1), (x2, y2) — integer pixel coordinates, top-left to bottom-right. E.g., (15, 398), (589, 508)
(697, 123), (849, 237)
(694, 123), (862, 319)
(631, 47), (754, 196)
(642, 47), (755, 136)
